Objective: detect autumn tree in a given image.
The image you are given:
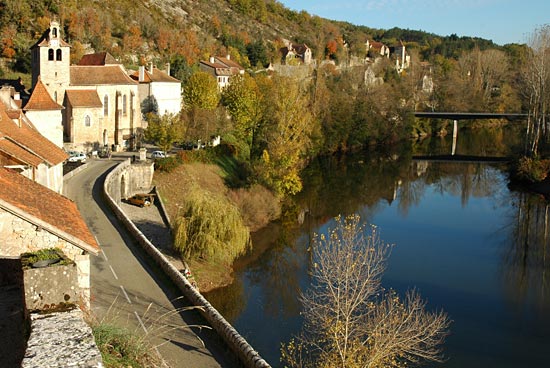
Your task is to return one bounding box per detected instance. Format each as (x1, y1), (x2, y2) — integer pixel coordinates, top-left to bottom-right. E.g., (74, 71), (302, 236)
(222, 74), (262, 159)
(183, 71), (221, 141)
(282, 215), (450, 368)
(143, 113), (183, 153)
(255, 76), (315, 196)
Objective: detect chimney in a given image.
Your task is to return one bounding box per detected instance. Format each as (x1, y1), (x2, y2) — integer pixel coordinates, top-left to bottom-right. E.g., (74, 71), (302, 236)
(14, 92), (20, 100)
(226, 54), (230, 60)
(139, 66), (145, 82)
(209, 56), (215, 64)
(165, 62), (170, 76)
(149, 62), (154, 73)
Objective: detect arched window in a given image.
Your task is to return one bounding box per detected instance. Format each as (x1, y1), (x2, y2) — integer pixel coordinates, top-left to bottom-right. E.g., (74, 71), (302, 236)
(56, 49), (62, 61)
(52, 27), (57, 38)
(48, 49), (54, 61)
(123, 95), (127, 116)
(54, 91), (57, 102)
(103, 95), (109, 116)
(85, 115), (91, 127)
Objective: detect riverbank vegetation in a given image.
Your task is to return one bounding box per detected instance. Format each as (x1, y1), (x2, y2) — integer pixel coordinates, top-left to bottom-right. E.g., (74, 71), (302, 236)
(281, 215), (450, 368)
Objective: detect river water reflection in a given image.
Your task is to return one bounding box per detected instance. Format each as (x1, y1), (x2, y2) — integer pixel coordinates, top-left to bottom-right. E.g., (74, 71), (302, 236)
(205, 129), (550, 367)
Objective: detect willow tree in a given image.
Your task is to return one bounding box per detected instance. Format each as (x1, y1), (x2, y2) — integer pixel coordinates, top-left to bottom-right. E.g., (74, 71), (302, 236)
(522, 25), (550, 156)
(282, 215), (450, 368)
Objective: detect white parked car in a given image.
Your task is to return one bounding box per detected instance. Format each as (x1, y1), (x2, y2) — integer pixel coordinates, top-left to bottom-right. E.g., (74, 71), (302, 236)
(67, 152), (86, 163)
(151, 151), (166, 159)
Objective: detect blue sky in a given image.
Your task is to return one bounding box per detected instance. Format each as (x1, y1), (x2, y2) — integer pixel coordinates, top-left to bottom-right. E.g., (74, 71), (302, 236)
(278, 0), (550, 45)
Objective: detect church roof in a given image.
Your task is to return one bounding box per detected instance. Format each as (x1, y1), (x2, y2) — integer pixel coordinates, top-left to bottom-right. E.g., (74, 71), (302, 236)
(70, 65), (138, 86)
(24, 78), (63, 111)
(0, 104), (67, 166)
(77, 52), (121, 66)
(0, 167), (99, 255)
(66, 90), (102, 108)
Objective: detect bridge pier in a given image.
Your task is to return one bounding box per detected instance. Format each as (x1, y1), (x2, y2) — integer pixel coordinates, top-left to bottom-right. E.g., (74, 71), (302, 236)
(452, 120), (458, 156)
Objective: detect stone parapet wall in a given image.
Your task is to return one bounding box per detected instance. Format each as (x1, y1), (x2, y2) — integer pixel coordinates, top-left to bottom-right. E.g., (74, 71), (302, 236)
(24, 263), (79, 311)
(22, 308), (103, 368)
(104, 159), (271, 368)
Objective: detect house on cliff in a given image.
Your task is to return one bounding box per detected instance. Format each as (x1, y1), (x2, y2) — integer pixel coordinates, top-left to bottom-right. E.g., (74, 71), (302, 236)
(200, 55), (245, 89)
(280, 43), (312, 65)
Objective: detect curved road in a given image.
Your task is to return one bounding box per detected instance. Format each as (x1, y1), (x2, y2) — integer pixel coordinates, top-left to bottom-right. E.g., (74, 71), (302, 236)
(64, 159), (238, 368)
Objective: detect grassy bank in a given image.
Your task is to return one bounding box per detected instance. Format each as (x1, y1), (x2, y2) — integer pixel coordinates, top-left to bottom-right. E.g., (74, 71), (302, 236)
(153, 160), (280, 292)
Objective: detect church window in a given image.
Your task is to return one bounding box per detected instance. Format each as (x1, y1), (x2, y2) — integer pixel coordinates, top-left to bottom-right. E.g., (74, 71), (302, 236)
(123, 95), (127, 116)
(52, 27), (58, 38)
(56, 49), (62, 61)
(85, 115), (91, 127)
(103, 95), (109, 116)
(54, 91), (57, 102)
(48, 49), (54, 61)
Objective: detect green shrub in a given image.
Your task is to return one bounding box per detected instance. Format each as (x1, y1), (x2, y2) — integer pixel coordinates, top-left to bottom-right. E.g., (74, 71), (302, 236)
(92, 323), (159, 367)
(20, 248), (72, 269)
(153, 156), (181, 172)
(515, 156), (550, 183)
(173, 186), (250, 264)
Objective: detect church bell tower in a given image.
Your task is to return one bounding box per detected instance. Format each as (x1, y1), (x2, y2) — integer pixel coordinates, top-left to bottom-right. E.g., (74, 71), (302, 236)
(31, 20), (71, 104)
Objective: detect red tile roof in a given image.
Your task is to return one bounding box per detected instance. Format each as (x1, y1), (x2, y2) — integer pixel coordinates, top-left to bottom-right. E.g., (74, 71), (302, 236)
(24, 78), (64, 111)
(70, 65), (138, 86)
(215, 56), (244, 71)
(130, 67), (180, 83)
(66, 90), (102, 108)
(0, 104), (67, 166)
(77, 52), (120, 66)
(199, 61), (233, 76)
(0, 167), (99, 255)
(0, 138), (43, 167)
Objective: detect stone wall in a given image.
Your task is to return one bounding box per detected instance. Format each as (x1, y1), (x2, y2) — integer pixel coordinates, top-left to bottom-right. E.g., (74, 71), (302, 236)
(0, 209), (92, 309)
(104, 158), (154, 203)
(24, 262), (79, 311)
(104, 159), (271, 368)
(22, 308), (103, 368)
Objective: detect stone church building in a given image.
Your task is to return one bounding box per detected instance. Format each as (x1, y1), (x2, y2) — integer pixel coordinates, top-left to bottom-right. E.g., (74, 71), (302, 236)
(30, 21), (143, 152)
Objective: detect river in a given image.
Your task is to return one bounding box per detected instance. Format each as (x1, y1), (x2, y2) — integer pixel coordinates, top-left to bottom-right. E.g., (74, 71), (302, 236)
(205, 126), (550, 367)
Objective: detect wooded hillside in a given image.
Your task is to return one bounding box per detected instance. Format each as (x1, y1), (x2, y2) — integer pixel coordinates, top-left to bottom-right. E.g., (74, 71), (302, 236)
(0, 0), (518, 80)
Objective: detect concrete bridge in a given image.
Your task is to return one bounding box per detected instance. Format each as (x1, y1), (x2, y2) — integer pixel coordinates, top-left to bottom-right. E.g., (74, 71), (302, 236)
(413, 111), (527, 156)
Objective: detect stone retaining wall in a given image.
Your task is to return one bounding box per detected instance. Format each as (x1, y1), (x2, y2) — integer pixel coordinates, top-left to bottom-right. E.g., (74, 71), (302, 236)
(104, 159), (271, 368)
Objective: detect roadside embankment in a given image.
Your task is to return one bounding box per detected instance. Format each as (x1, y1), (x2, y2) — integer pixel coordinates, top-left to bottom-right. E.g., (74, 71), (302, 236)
(103, 158), (271, 368)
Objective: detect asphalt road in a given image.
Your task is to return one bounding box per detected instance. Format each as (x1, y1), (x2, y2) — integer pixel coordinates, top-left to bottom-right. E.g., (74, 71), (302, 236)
(64, 158), (238, 368)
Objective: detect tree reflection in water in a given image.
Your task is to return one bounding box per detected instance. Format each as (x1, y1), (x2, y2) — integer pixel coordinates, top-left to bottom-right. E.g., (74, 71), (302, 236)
(503, 192), (550, 312)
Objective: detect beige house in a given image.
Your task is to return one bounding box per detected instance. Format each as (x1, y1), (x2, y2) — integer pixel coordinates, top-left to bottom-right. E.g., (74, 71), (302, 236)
(0, 102), (67, 193)
(200, 55), (244, 89)
(0, 167), (99, 309)
(30, 22), (143, 152)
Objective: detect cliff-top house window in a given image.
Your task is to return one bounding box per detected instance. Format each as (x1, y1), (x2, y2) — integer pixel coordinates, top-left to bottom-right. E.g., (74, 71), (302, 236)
(123, 95), (127, 116)
(48, 49), (54, 61)
(103, 95), (109, 116)
(85, 115), (91, 127)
